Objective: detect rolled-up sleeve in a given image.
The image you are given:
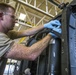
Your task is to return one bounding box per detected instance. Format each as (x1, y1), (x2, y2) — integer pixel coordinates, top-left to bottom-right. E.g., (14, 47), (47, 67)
(0, 32), (14, 57)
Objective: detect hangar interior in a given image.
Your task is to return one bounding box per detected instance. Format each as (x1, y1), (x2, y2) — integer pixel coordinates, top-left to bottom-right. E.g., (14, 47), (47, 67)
(0, 0), (75, 75)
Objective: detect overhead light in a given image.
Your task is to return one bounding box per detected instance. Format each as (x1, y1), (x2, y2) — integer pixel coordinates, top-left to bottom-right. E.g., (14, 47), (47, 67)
(15, 23), (19, 26)
(19, 13), (26, 20)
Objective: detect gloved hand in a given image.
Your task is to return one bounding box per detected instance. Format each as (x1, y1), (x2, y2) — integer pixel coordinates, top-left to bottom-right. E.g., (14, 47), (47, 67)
(49, 27), (62, 38)
(44, 20), (61, 29)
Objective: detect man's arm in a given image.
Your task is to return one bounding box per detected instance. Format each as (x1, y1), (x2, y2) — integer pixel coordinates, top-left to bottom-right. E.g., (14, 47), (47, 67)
(8, 20), (61, 39)
(16, 25), (44, 38)
(16, 20), (61, 38)
(7, 25), (44, 39)
(5, 34), (51, 60)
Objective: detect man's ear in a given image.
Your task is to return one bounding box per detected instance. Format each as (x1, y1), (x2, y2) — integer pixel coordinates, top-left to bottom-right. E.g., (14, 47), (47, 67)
(0, 12), (3, 20)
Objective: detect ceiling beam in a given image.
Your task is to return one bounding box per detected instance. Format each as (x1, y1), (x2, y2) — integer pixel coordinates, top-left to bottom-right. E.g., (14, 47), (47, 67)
(14, 0), (54, 18)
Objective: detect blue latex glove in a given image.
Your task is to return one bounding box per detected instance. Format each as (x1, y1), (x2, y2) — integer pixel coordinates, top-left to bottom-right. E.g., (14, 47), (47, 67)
(49, 27), (62, 38)
(44, 20), (61, 29)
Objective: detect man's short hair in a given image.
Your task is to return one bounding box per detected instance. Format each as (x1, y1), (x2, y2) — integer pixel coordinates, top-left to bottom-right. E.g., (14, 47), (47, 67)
(0, 3), (15, 12)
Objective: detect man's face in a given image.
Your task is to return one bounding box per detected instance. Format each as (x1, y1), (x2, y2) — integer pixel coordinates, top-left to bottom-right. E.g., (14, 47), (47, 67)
(2, 7), (15, 31)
